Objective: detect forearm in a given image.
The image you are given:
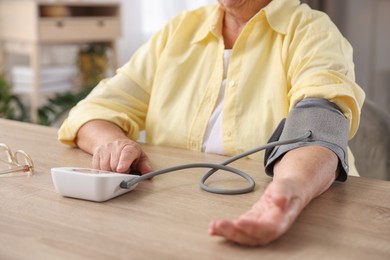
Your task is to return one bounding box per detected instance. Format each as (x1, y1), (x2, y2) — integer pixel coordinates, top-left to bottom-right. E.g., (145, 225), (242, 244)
(76, 120), (130, 155)
(273, 145), (339, 207)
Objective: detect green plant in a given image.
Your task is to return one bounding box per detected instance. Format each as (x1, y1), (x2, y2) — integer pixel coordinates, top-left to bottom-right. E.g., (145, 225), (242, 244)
(0, 76), (28, 121)
(78, 43), (108, 87)
(38, 43), (109, 126)
(38, 86), (93, 126)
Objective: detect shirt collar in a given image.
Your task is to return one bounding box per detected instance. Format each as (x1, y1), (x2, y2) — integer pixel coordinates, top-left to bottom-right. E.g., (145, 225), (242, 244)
(191, 4), (223, 44)
(192, 0), (301, 44)
(263, 0), (301, 34)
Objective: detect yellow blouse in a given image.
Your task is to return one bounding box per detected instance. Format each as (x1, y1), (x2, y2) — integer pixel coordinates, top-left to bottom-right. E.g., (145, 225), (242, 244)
(59, 0), (365, 175)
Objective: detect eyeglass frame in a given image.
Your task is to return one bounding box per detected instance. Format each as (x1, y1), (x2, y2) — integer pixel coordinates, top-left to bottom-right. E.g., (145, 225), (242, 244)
(0, 143), (34, 176)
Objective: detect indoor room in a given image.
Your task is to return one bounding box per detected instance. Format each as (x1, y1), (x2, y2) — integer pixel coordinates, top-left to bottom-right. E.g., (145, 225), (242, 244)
(1, 0), (389, 259)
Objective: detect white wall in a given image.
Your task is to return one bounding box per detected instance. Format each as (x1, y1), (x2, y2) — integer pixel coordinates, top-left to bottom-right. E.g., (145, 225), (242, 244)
(117, 0), (215, 66)
(116, 0), (144, 66)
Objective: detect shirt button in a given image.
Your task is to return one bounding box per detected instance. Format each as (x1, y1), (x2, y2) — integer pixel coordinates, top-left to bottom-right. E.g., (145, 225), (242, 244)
(225, 131), (232, 137)
(228, 80), (235, 87)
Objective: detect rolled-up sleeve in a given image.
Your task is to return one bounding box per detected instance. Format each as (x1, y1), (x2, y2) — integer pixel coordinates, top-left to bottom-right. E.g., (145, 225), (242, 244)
(58, 73), (149, 146)
(58, 21), (172, 146)
(284, 12), (365, 138)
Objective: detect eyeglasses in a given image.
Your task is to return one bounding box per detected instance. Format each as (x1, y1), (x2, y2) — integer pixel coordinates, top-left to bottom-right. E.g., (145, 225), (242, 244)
(0, 143), (34, 176)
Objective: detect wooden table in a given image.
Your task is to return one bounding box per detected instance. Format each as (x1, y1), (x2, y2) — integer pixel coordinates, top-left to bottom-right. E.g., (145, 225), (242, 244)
(0, 118), (389, 259)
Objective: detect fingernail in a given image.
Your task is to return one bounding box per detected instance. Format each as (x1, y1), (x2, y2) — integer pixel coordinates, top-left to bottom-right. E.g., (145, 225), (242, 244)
(117, 163), (127, 173)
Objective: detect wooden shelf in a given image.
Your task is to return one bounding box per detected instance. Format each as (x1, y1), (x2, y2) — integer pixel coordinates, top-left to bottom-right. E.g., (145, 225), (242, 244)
(0, 0), (121, 122)
(39, 18), (121, 43)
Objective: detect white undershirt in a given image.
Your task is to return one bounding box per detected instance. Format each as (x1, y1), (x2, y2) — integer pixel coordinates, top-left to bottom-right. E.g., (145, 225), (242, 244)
(202, 50), (232, 155)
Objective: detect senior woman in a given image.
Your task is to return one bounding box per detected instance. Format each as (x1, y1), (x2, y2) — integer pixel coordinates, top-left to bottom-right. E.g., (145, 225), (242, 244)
(59, 0), (365, 246)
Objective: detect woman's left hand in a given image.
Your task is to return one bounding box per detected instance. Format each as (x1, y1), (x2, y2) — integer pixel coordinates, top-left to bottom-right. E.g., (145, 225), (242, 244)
(209, 146), (338, 246)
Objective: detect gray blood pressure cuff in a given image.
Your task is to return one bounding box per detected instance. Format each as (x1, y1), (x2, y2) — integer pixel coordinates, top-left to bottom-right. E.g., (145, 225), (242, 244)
(264, 98), (349, 181)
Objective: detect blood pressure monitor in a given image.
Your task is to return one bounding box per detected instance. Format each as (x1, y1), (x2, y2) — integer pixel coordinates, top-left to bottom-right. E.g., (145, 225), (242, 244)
(51, 167), (139, 202)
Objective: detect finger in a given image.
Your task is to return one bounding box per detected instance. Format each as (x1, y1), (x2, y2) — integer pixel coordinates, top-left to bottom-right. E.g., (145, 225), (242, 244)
(99, 152), (113, 171)
(92, 153), (100, 170)
(136, 152), (154, 175)
(92, 148), (112, 171)
(209, 220), (259, 246)
(232, 209), (283, 242)
(116, 145), (141, 173)
(91, 144), (112, 171)
(109, 147), (121, 172)
(234, 218), (278, 245)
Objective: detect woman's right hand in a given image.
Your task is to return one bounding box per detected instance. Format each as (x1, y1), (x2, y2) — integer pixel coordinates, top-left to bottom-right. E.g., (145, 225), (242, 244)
(92, 138), (153, 174)
(76, 120), (153, 175)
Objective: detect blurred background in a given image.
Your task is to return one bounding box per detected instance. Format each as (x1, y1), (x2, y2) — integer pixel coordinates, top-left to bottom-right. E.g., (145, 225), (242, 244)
(304, 0), (390, 116)
(1, 0), (389, 124)
(1, 0), (389, 180)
